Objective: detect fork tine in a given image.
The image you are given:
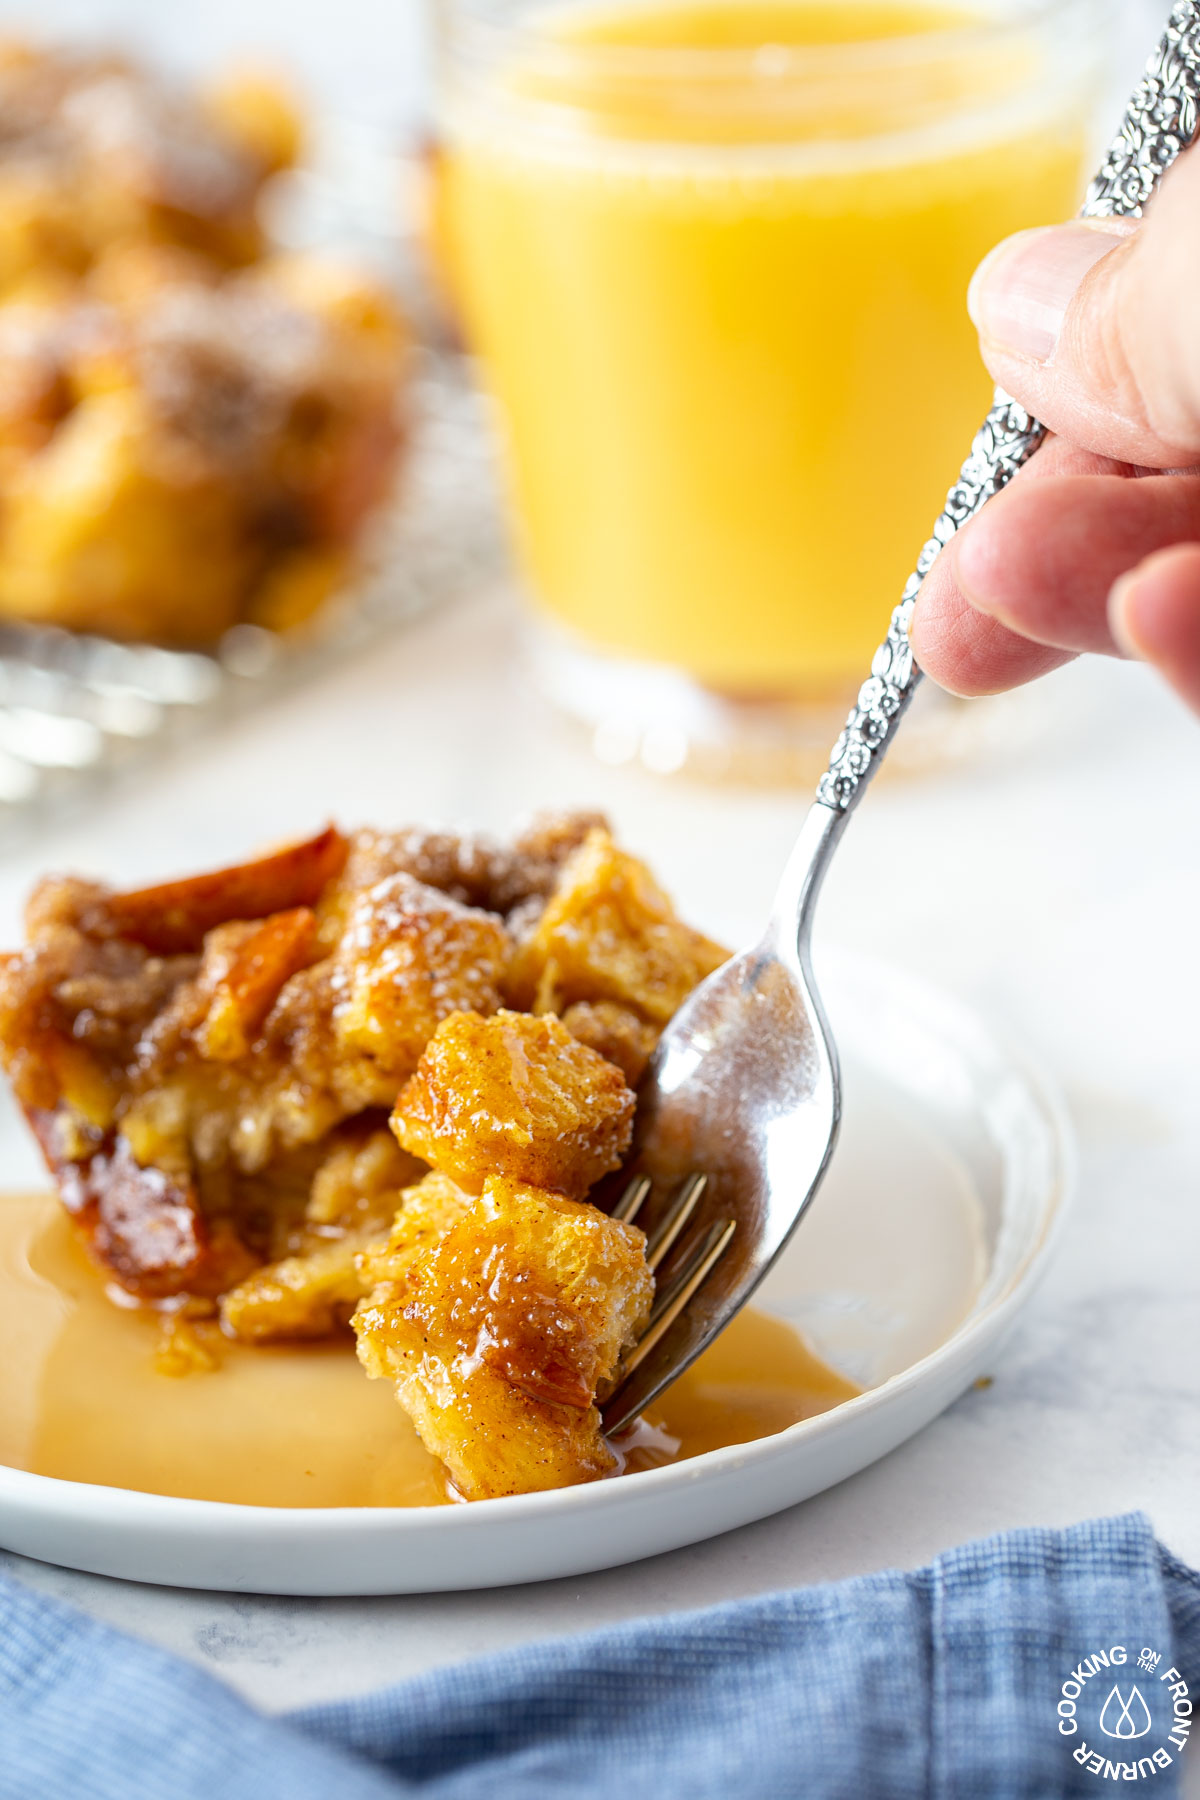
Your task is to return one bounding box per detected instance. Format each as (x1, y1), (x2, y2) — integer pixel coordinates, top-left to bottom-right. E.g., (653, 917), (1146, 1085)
(645, 1171), (707, 1272)
(645, 1213), (728, 1328)
(620, 1216), (737, 1380)
(611, 1173), (652, 1225)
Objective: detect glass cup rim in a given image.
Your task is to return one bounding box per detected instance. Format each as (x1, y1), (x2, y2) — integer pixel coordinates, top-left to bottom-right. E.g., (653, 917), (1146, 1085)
(438, 0), (1100, 84)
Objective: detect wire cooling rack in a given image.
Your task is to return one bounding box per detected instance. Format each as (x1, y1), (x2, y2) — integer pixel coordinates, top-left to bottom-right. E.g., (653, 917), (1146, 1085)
(0, 350), (504, 850)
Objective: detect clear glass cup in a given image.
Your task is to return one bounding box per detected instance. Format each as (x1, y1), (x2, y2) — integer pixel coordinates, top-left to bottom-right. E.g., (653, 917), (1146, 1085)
(434, 0), (1107, 778)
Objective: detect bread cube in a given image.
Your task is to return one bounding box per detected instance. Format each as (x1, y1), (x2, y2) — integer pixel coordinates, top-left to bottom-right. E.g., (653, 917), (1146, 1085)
(354, 1168), (475, 1290)
(391, 1009), (634, 1198)
(507, 829), (727, 1024)
(487, 810), (609, 914)
(100, 825), (348, 955)
(222, 1166), (474, 1342)
(333, 876), (509, 1084)
(196, 909), (318, 1063)
(323, 811), (609, 929)
(353, 1176), (653, 1498)
(559, 1001), (660, 1086)
(220, 1227), (382, 1342)
(305, 1126), (425, 1230)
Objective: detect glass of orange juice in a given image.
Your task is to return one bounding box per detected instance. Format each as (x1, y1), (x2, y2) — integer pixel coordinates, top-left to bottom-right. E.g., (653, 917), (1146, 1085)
(435, 0), (1106, 775)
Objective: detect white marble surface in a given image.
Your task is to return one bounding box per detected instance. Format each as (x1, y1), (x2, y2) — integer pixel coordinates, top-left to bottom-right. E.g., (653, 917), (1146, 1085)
(1, 583), (1199, 1730)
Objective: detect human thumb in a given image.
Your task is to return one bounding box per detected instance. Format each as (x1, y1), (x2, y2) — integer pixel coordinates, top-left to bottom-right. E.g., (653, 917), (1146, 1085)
(965, 141), (1200, 469)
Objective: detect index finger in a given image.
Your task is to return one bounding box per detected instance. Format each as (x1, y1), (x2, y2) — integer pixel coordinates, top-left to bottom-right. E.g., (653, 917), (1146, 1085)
(909, 435), (1134, 696)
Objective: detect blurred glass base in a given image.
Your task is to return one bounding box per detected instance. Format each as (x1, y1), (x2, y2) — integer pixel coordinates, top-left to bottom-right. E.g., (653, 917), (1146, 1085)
(526, 619), (1073, 788)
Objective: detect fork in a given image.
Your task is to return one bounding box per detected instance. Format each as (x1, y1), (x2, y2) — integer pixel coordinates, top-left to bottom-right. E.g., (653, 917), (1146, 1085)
(600, 2), (1200, 1437)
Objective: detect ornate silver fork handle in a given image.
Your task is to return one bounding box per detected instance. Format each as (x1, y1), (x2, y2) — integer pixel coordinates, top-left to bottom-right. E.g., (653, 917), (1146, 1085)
(815, 0), (1200, 817)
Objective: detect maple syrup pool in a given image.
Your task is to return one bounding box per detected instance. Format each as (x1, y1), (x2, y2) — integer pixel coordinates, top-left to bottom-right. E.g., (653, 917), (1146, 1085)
(0, 1192), (859, 1508)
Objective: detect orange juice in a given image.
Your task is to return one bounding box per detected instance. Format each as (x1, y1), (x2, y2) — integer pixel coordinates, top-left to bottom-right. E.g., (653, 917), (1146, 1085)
(439, 0), (1094, 696)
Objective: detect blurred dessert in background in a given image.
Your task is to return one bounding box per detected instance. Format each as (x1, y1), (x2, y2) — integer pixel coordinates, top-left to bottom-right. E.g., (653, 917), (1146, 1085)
(0, 40), (410, 645)
(0, 250), (408, 642)
(0, 39), (298, 295)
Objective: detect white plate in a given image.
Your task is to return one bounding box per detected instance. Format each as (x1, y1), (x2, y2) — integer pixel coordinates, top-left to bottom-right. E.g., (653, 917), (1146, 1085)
(0, 953), (1071, 1595)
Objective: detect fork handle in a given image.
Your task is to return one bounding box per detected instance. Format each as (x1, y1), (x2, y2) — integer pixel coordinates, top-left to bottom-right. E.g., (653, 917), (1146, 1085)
(814, 0), (1200, 816)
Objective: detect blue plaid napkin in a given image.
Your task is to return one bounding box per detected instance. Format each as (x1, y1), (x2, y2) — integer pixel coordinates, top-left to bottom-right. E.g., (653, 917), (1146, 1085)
(2, 1512), (1198, 1799)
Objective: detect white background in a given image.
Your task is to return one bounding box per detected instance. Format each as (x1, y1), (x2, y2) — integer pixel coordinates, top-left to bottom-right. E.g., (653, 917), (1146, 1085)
(0, 0), (432, 132)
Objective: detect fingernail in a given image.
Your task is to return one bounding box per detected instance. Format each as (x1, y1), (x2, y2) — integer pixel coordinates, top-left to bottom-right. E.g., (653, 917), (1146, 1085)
(967, 221), (1133, 363)
(1108, 568), (1145, 661)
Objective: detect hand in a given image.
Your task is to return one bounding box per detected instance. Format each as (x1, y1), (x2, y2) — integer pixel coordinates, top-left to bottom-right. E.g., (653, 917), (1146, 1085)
(909, 142), (1200, 714)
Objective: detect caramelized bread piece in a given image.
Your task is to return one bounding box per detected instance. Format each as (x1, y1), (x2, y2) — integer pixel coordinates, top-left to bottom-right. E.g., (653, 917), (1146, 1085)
(354, 1169), (475, 1290)
(77, 826), (348, 955)
(354, 1176), (653, 1498)
(559, 1001), (660, 1086)
(221, 1167), (470, 1343)
(24, 1105), (257, 1302)
(196, 909), (319, 1062)
(333, 874), (509, 1077)
(220, 1227), (383, 1342)
(330, 827), (500, 917)
(304, 1126), (425, 1230)
(391, 1009), (635, 1199)
(488, 811), (610, 914)
(507, 829), (727, 1024)
(324, 809), (609, 925)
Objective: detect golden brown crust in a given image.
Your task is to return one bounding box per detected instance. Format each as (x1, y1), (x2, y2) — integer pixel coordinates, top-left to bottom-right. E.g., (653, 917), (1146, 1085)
(82, 826), (348, 955)
(559, 1000), (660, 1086)
(506, 828), (728, 1024)
(332, 875), (510, 1081)
(353, 1177), (653, 1499)
(196, 909), (319, 1063)
(488, 810), (610, 914)
(327, 810), (609, 923)
(220, 1226), (384, 1342)
(391, 1009), (635, 1199)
